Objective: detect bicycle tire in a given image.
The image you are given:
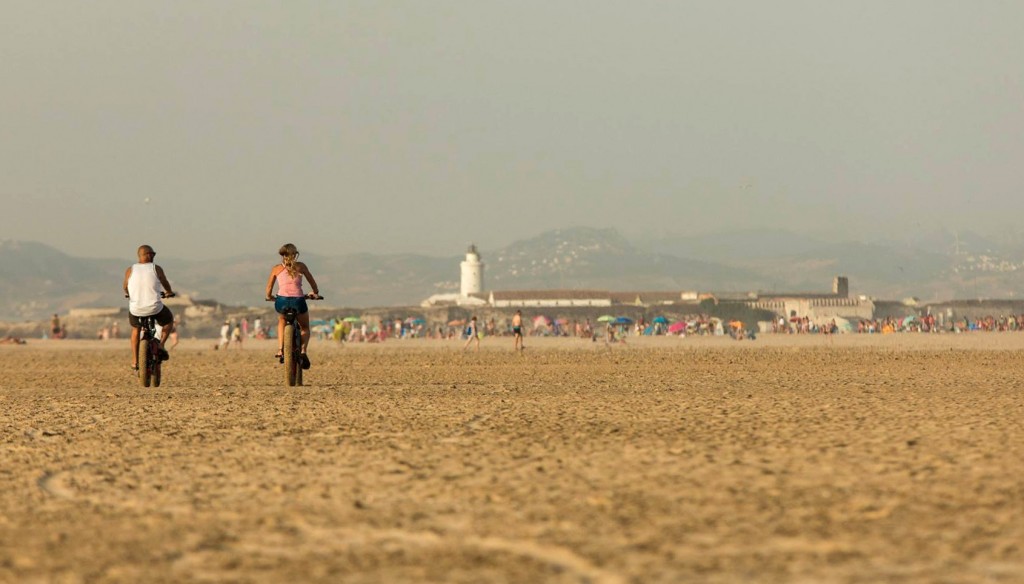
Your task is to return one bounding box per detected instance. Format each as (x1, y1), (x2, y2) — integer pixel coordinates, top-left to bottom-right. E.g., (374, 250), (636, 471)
(295, 328), (304, 386)
(284, 323), (297, 386)
(152, 343), (162, 388)
(139, 338), (152, 387)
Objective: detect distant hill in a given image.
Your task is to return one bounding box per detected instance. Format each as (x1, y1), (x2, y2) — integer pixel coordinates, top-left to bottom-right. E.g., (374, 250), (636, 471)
(637, 228), (829, 262)
(0, 230), (764, 321)
(640, 228), (1024, 301)
(0, 240), (125, 322)
(0, 241), (458, 321)
(486, 227), (763, 291)
(5, 227), (1024, 321)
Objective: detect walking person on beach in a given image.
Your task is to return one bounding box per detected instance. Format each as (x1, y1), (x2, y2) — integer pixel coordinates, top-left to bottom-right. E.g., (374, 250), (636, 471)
(265, 243), (322, 369)
(512, 310), (525, 351)
(217, 319), (231, 350)
(463, 316), (480, 352)
(123, 245), (175, 371)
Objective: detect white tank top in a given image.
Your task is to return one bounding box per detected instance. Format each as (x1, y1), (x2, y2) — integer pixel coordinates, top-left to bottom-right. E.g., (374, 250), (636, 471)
(128, 263), (163, 316)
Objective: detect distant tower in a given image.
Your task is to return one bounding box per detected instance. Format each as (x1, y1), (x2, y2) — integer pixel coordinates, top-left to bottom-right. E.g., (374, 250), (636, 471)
(461, 244), (484, 297)
(833, 276), (849, 298)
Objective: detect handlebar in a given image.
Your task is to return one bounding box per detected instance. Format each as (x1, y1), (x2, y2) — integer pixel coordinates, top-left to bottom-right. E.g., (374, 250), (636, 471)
(124, 291), (176, 299)
(265, 294), (323, 301)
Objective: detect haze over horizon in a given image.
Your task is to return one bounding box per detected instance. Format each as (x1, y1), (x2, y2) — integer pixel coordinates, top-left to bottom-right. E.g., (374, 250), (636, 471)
(3, 1), (1023, 261)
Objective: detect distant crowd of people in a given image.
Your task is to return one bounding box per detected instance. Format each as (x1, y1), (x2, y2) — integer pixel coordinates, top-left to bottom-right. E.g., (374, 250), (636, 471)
(857, 314), (1024, 334)
(771, 313), (1024, 335)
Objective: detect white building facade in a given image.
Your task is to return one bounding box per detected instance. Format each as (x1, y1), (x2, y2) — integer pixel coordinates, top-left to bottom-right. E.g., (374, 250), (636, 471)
(489, 290), (612, 308)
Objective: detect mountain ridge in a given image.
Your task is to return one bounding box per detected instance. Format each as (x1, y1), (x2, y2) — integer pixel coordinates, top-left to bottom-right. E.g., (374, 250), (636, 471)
(3, 227), (1023, 321)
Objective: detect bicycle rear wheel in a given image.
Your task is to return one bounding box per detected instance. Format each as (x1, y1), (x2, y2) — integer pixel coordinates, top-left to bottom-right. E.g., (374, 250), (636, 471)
(295, 328), (304, 386)
(152, 342), (162, 388)
(284, 324), (297, 386)
(139, 338), (152, 387)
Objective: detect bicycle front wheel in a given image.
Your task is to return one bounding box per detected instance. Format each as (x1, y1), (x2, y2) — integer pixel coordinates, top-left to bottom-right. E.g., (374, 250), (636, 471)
(284, 324), (297, 386)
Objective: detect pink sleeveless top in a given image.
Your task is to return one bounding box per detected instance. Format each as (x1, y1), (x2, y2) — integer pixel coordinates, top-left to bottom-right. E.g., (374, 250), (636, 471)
(276, 266), (304, 297)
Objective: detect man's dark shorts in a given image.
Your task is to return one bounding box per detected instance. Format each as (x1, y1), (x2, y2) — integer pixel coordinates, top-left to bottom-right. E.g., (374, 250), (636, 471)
(275, 296), (308, 315)
(129, 305), (174, 328)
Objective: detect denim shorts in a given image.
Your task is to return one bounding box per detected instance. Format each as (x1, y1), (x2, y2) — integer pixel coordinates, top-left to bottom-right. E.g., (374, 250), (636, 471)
(275, 296), (308, 315)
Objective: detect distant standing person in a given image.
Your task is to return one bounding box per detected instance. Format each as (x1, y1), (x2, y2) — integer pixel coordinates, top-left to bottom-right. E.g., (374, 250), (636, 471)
(463, 316), (480, 352)
(123, 245), (175, 371)
(50, 314), (61, 339)
(512, 310), (525, 351)
(217, 319), (231, 350)
(231, 321), (243, 348)
(605, 322), (625, 345)
(265, 243), (322, 369)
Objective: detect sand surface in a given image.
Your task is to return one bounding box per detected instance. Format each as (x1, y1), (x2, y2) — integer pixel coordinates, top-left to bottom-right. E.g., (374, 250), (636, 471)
(2, 336), (1023, 583)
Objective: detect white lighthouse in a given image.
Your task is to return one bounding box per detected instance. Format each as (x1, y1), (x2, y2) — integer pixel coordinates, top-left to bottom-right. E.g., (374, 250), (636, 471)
(460, 244), (484, 298)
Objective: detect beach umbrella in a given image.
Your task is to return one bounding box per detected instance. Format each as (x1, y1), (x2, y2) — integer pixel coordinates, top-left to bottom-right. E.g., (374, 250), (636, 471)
(448, 319), (465, 326)
(533, 315), (550, 327)
(901, 315), (917, 327)
(668, 322), (687, 334)
(407, 318), (426, 325)
(342, 316), (361, 323)
(556, 318), (570, 325)
(652, 316), (669, 324)
(597, 315), (616, 322)
(614, 317), (633, 324)
(311, 319), (329, 326)
(833, 317), (854, 332)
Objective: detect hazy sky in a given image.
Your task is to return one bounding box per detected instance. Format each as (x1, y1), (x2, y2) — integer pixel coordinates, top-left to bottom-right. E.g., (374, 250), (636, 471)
(2, 1), (1022, 259)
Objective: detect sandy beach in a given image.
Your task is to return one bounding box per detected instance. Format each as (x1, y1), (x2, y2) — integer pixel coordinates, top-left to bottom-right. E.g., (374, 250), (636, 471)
(2, 335), (1022, 582)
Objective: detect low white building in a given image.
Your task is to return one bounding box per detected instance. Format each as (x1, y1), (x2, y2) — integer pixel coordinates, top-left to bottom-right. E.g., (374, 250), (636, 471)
(489, 290), (612, 308)
(748, 297), (875, 322)
(420, 292), (488, 308)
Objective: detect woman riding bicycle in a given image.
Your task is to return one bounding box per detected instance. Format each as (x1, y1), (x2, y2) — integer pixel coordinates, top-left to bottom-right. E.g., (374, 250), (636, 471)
(265, 243), (321, 368)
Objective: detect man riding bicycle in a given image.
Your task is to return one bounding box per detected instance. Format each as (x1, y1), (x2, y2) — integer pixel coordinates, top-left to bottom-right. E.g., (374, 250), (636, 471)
(123, 245), (175, 370)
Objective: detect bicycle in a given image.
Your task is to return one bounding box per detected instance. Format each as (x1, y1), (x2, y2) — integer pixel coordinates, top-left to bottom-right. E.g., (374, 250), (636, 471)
(129, 291), (174, 388)
(267, 294), (322, 386)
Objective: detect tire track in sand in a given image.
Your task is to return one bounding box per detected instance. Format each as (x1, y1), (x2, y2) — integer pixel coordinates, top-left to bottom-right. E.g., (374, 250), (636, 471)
(172, 522), (626, 584)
